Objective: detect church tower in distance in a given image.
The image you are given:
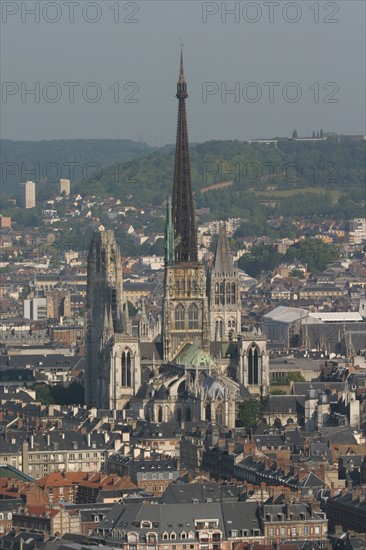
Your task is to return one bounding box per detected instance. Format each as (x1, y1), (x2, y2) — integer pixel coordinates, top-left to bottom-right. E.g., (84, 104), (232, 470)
(85, 229), (140, 409)
(209, 223), (241, 341)
(163, 50), (210, 361)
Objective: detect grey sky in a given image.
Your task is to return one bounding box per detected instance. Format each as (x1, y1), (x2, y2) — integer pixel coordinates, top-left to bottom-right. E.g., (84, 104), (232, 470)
(1, 0), (365, 145)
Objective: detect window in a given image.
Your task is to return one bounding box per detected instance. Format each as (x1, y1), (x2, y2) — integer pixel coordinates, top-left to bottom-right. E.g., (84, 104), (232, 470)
(304, 526), (308, 535)
(121, 348), (132, 387)
(215, 319), (223, 340)
(280, 527), (285, 536)
(162, 533), (168, 541)
(248, 345), (259, 385)
(270, 528), (274, 536)
(175, 304), (185, 330)
(315, 526), (320, 535)
(170, 532), (176, 540)
(215, 283), (219, 305)
(188, 304), (199, 330)
(218, 282), (224, 305)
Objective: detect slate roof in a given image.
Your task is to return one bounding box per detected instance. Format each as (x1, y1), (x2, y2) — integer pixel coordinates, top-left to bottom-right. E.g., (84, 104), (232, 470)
(160, 482), (243, 504)
(98, 501), (263, 541)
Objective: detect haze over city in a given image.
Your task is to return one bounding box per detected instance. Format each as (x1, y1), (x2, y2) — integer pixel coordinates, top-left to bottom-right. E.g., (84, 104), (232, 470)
(1, 0), (365, 144)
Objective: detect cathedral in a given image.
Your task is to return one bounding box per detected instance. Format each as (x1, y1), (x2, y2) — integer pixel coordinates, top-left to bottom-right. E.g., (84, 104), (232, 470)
(85, 51), (269, 428)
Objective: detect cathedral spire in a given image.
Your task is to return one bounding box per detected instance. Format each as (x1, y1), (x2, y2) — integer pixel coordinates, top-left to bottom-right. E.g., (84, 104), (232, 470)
(212, 223), (235, 275)
(172, 48), (197, 264)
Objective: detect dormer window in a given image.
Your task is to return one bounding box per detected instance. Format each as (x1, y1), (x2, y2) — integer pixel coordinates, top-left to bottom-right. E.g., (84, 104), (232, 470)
(170, 532), (176, 540)
(141, 521), (152, 529)
(162, 533), (169, 540)
(181, 532), (187, 540)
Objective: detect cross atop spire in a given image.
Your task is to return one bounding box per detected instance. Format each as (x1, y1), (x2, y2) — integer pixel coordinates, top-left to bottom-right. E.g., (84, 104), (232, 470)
(177, 44), (188, 99)
(179, 39), (185, 81)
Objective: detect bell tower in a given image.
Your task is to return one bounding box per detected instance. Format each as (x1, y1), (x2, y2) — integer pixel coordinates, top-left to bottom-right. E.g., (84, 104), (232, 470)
(163, 49), (210, 361)
(209, 223), (241, 341)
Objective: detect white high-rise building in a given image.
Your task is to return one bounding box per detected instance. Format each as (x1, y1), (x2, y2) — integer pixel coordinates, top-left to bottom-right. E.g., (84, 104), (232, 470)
(59, 179), (71, 196)
(23, 297), (47, 320)
(348, 218), (366, 245)
(23, 181), (36, 209)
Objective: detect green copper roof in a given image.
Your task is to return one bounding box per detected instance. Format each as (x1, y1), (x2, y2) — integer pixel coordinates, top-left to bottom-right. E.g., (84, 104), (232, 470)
(176, 344), (216, 368)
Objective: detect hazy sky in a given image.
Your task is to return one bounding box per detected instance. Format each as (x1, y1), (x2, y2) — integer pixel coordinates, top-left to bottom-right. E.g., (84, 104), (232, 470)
(1, 0), (365, 145)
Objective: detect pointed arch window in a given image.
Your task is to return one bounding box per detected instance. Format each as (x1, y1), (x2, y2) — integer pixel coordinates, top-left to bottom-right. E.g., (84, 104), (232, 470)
(215, 319), (224, 340)
(188, 303), (199, 329)
(219, 282), (225, 305)
(215, 404), (223, 425)
(248, 345), (259, 385)
(226, 282), (231, 305)
(175, 304), (185, 330)
(231, 283), (236, 304)
(121, 348), (132, 387)
(187, 279), (191, 297)
(215, 283), (219, 305)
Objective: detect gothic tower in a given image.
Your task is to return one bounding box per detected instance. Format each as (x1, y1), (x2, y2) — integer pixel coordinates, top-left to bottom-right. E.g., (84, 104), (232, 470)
(209, 223), (241, 341)
(163, 51), (210, 361)
(85, 229), (141, 409)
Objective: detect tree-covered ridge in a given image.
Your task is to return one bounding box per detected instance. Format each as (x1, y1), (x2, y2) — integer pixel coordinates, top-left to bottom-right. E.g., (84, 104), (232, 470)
(2, 138), (364, 222)
(1, 139), (152, 198)
(76, 138), (365, 211)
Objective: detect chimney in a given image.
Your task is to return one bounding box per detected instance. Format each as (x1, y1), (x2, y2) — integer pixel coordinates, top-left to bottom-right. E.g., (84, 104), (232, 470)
(46, 434), (51, 446)
(30, 434), (34, 449)
(86, 433), (91, 447)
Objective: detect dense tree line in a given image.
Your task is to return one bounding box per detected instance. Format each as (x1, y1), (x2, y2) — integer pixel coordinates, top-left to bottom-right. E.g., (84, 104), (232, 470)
(34, 382), (84, 405)
(238, 238), (340, 277)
